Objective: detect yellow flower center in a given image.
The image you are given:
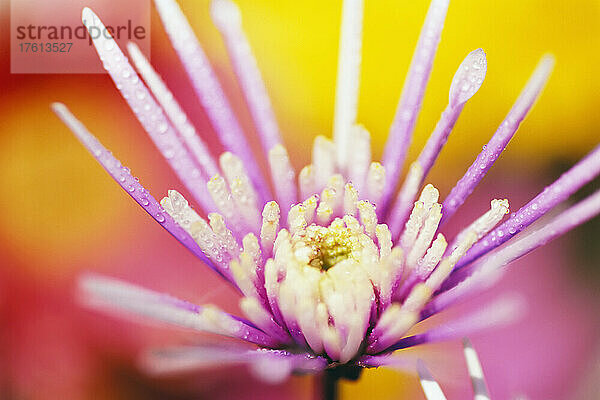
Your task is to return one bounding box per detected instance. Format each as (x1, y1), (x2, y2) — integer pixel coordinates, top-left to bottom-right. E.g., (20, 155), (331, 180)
(291, 221), (364, 271)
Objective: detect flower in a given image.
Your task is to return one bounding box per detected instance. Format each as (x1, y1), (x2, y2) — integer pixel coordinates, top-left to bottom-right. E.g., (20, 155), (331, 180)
(53, 0), (600, 391)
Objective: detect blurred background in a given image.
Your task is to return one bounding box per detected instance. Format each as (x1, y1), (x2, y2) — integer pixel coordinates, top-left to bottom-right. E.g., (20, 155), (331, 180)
(1, 0), (599, 398)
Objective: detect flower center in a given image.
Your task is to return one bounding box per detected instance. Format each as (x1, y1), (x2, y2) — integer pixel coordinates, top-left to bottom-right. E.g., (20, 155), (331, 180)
(291, 221), (364, 271)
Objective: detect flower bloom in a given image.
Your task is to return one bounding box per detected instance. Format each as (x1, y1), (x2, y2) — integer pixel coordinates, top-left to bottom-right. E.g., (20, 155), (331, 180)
(53, 0), (600, 383)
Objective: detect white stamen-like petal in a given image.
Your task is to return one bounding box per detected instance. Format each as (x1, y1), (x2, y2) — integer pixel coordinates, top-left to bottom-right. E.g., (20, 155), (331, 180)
(208, 213), (240, 259)
(288, 204), (308, 234)
(415, 233), (447, 278)
(299, 165), (316, 201)
(230, 258), (257, 298)
(343, 183), (359, 216)
(357, 200), (378, 237)
(376, 224), (392, 259)
(366, 162), (386, 206)
(303, 195), (319, 225)
(348, 125), (372, 191)
(260, 201), (280, 254)
(426, 231), (478, 291)
(400, 184), (440, 249)
(220, 152), (261, 230)
(313, 136), (336, 191)
(268, 145), (297, 218)
(451, 199), (509, 250)
(242, 233), (261, 259)
(207, 174), (242, 233)
(328, 174), (345, 215)
(162, 191), (234, 269)
(317, 188), (337, 225)
(407, 203), (442, 268)
(400, 202), (426, 250)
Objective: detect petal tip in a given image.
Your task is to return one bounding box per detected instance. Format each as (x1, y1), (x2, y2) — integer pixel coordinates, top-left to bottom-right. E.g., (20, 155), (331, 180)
(449, 48), (487, 107)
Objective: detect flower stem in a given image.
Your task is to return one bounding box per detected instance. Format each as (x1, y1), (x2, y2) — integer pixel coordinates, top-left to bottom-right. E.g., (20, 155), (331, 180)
(318, 365), (363, 400)
(323, 369), (340, 400)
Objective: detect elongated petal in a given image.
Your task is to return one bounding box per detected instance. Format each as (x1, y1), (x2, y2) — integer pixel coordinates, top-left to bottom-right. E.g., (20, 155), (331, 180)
(389, 294), (525, 351)
(141, 345), (326, 381)
(434, 188), (600, 307)
(141, 344), (256, 374)
(81, 8), (214, 212)
(127, 42), (219, 178)
(455, 144), (600, 270)
(153, 0), (270, 202)
(211, 0), (283, 155)
(79, 274), (279, 347)
(52, 103), (222, 276)
(380, 0), (450, 213)
(417, 359), (448, 400)
(388, 49), (487, 228)
(463, 338), (491, 400)
(441, 55), (555, 225)
(333, 0), (364, 170)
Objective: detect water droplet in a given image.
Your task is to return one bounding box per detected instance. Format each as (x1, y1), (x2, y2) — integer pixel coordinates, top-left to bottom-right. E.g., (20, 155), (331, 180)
(156, 214), (165, 223)
(164, 148), (175, 159)
(127, 185), (135, 192)
(158, 123), (168, 134)
(141, 197), (150, 206)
